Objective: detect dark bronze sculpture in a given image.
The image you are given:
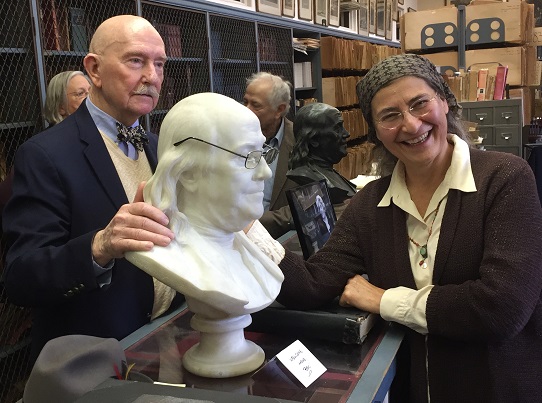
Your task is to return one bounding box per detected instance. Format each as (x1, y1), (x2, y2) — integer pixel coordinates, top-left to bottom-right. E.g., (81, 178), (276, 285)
(288, 103), (356, 205)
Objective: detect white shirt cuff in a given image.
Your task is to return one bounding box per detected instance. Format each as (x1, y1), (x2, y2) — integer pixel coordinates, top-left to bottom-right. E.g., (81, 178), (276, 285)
(380, 285), (433, 334)
(245, 219), (286, 264)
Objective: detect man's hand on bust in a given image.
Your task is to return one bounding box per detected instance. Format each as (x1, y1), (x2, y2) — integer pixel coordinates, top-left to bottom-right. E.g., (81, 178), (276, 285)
(91, 182), (174, 266)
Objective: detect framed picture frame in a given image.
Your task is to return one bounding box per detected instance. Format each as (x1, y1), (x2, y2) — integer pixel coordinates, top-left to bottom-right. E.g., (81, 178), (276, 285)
(376, 0), (385, 37)
(329, 0), (340, 27)
(314, 0), (328, 26)
(282, 0), (295, 17)
(359, 2), (369, 36)
(385, 0), (392, 40)
(256, 0), (282, 16)
(369, 0), (376, 34)
(286, 179), (337, 260)
(396, 7), (403, 41)
(233, 0), (252, 5)
(298, 0), (312, 20)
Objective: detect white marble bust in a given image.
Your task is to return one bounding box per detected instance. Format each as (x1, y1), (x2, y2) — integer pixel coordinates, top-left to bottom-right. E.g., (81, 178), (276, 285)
(126, 92), (284, 377)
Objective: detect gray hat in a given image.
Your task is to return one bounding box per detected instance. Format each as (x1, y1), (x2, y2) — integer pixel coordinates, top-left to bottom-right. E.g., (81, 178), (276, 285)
(356, 54), (460, 143)
(23, 335), (126, 403)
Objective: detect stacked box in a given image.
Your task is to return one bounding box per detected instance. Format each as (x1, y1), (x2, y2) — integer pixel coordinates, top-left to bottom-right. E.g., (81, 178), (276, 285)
(422, 47), (537, 87)
(402, 1), (533, 53)
(401, 1), (536, 102)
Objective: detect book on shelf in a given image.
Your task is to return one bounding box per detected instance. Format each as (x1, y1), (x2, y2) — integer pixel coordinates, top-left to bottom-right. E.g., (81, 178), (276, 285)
(154, 23), (182, 58)
(294, 62), (303, 88)
(68, 7), (87, 52)
(296, 98), (318, 108)
(467, 70), (479, 102)
(476, 68), (489, 101)
(493, 65), (509, 101)
(165, 24), (182, 58)
(41, 0), (70, 51)
(248, 298), (377, 345)
(302, 61), (312, 87)
(486, 74), (496, 101)
(260, 36), (277, 61)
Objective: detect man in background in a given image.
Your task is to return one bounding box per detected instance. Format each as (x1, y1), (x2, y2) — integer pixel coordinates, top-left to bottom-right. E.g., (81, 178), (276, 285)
(2, 15), (178, 362)
(243, 72), (295, 238)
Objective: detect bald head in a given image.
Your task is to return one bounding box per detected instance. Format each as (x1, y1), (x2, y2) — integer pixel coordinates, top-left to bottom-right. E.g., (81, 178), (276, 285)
(89, 15), (162, 54)
(83, 15), (166, 125)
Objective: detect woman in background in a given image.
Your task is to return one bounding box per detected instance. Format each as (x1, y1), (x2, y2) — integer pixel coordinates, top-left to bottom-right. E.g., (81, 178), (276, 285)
(43, 70), (90, 126)
(1, 71), (90, 216)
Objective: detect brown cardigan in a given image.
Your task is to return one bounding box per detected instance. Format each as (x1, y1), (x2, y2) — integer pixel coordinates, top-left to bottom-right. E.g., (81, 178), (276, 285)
(278, 148), (542, 403)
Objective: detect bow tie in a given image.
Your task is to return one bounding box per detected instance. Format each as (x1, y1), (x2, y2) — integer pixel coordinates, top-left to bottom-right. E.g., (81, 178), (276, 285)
(116, 122), (149, 152)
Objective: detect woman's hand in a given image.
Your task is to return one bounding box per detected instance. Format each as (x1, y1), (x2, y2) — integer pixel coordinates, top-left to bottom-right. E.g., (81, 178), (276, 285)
(339, 274), (385, 314)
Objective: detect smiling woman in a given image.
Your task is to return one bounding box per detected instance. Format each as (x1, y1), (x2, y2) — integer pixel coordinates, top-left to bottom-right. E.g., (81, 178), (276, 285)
(253, 53), (542, 403)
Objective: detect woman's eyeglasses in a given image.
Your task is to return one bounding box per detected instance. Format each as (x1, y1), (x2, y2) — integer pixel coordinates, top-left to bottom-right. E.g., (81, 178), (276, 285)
(173, 136), (278, 169)
(67, 90), (90, 100)
(375, 94), (438, 130)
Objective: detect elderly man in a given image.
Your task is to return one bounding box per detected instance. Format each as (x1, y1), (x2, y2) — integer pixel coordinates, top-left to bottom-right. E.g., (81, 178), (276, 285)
(243, 72), (295, 238)
(3, 15), (178, 362)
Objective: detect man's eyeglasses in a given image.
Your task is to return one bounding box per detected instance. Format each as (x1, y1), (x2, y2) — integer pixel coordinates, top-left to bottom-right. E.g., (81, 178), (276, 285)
(375, 94), (438, 130)
(173, 136), (278, 169)
(67, 90), (89, 100)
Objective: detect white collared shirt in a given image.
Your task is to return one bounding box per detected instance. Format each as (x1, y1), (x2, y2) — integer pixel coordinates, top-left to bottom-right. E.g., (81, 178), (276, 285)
(379, 134), (477, 333)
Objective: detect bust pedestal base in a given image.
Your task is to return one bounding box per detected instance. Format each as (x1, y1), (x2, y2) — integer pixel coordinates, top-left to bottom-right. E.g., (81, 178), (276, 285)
(182, 313), (264, 378)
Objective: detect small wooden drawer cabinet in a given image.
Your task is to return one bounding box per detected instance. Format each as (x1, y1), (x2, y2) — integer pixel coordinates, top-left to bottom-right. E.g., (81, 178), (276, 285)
(460, 99), (523, 156)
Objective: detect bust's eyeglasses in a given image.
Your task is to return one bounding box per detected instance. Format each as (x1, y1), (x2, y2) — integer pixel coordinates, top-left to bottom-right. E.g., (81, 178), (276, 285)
(173, 136), (278, 169)
(67, 90), (89, 100)
(375, 94), (438, 130)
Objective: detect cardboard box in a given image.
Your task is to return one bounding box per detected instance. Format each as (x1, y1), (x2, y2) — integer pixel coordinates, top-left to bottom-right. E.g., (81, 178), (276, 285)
(465, 46), (537, 87)
(422, 51), (459, 76)
(402, 1), (533, 52)
(465, 1), (533, 47)
(509, 87), (533, 125)
(401, 7), (458, 52)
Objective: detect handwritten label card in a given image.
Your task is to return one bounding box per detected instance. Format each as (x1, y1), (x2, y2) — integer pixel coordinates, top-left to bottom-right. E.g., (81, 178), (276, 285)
(276, 339), (326, 387)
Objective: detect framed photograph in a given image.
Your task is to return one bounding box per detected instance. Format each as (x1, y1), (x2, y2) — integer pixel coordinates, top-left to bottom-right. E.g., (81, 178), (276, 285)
(286, 180), (337, 260)
(256, 0), (281, 16)
(314, 0), (328, 26)
(282, 0), (295, 17)
(359, 3), (369, 36)
(329, 0), (340, 27)
(298, 0), (312, 20)
(385, 0), (392, 40)
(396, 8), (403, 41)
(369, 0), (376, 34)
(391, 0), (397, 21)
(376, 0), (385, 37)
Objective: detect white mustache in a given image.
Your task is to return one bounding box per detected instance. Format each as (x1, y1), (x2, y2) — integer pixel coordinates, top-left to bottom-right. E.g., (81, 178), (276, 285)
(133, 86), (160, 98)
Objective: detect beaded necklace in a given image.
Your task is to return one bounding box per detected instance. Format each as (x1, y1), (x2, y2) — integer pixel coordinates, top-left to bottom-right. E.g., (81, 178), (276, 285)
(408, 198), (443, 269)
